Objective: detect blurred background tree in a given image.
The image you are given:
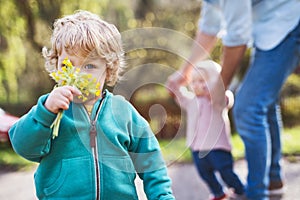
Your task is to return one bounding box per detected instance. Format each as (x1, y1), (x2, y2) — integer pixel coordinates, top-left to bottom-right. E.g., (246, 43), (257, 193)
(0, 0), (299, 139)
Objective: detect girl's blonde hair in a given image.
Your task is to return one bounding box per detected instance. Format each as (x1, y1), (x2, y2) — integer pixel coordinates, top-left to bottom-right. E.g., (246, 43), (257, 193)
(194, 60), (222, 87)
(42, 10), (125, 86)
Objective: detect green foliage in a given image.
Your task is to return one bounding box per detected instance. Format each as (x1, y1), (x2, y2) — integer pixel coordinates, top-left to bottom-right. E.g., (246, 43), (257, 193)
(0, 0), (200, 111)
(0, 143), (34, 171)
(281, 96), (300, 127)
(0, 0), (298, 134)
(159, 137), (192, 165)
(131, 84), (183, 139)
(281, 74), (300, 127)
(282, 126), (300, 156)
(0, 0), (26, 103)
(282, 74), (300, 97)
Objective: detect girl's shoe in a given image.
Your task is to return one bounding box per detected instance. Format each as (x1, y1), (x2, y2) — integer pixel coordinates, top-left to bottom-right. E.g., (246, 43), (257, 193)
(228, 193), (247, 200)
(210, 193), (227, 200)
(227, 188), (247, 200)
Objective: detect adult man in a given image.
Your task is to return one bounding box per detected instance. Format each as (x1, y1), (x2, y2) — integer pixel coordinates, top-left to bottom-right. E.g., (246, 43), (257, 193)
(179, 1), (300, 199)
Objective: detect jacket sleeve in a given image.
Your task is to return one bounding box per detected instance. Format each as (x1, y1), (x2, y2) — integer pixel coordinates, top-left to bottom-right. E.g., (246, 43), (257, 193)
(166, 70), (194, 110)
(199, 0), (251, 47)
(225, 90), (234, 109)
(9, 94), (56, 162)
(126, 104), (175, 200)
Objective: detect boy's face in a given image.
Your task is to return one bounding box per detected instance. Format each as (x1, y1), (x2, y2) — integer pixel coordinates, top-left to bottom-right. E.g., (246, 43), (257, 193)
(58, 49), (107, 102)
(58, 49), (107, 80)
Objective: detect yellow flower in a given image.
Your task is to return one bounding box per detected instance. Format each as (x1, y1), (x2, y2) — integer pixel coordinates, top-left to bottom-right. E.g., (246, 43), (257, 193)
(49, 57), (102, 139)
(61, 66), (67, 72)
(62, 57), (72, 67)
(95, 90), (101, 97)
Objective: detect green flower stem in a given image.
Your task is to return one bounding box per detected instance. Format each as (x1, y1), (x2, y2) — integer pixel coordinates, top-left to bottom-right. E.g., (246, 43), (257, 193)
(50, 110), (64, 139)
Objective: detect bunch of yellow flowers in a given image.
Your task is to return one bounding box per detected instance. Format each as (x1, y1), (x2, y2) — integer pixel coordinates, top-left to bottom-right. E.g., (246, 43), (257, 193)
(49, 57), (101, 138)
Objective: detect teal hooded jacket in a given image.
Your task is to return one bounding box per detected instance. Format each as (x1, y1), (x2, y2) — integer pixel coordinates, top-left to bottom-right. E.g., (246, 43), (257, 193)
(9, 90), (175, 200)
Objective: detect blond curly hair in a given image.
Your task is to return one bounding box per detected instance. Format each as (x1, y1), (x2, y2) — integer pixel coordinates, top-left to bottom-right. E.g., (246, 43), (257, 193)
(42, 10), (125, 86)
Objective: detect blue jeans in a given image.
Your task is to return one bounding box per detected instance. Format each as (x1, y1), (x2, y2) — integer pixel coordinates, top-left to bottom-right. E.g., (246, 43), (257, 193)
(192, 150), (245, 198)
(233, 21), (300, 200)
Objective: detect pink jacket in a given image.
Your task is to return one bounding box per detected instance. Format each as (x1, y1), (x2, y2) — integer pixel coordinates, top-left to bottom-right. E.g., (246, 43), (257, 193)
(167, 74), (233, 152)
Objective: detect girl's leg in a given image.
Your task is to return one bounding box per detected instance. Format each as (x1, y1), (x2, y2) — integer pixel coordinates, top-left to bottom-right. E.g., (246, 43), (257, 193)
(192, 151), (225, 198)
(209, 150), (245, 195)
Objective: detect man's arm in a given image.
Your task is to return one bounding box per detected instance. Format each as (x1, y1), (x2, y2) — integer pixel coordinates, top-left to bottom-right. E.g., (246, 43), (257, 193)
(221, 45), (247, 88)
(219, 0), (251, 88)
(180, 31), (218, 84)
(180, 0), (251, 89)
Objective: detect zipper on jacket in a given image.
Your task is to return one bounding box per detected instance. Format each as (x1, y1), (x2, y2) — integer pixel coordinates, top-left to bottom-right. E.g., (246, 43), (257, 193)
(90, 119), (100, 200)
(84, 92), (106, 200)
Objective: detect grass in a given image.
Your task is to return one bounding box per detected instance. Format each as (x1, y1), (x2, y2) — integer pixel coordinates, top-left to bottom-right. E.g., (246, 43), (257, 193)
(0, 143), (35, 171)
(159, 137), (192, 165)
(160, 125), (300, 164)
(1, 126), (300, 171)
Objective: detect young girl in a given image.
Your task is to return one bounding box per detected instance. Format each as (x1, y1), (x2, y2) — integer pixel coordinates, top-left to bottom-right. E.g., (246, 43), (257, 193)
(166, 60), (245, 200)
(9, 10), (174, 200)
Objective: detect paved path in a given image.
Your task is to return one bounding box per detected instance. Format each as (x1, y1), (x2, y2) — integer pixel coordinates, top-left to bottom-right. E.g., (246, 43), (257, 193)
(0, 157), (299, 200)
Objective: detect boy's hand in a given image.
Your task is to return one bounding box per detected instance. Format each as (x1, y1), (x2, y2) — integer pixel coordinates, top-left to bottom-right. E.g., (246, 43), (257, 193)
(44, 86), (82, 113)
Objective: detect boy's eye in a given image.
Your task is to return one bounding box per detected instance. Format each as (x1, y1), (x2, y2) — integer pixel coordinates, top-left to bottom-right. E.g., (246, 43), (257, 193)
(83, 64), (96, 70)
